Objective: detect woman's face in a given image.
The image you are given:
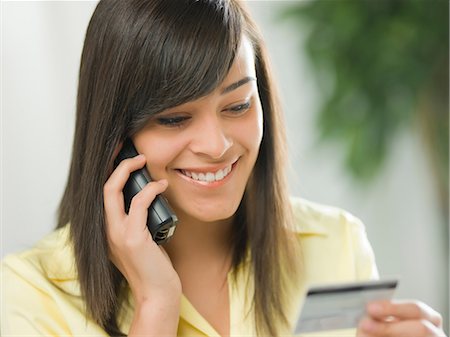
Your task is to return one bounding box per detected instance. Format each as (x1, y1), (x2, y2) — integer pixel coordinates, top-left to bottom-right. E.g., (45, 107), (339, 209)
(132, 37), (263, 223)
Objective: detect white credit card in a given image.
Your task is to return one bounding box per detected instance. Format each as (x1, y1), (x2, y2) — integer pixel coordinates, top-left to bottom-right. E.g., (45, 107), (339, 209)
(294, 279), (398, 334)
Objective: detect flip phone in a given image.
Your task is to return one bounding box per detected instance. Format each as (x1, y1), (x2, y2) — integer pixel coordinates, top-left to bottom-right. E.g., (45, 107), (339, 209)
(115, 138), (178, 244)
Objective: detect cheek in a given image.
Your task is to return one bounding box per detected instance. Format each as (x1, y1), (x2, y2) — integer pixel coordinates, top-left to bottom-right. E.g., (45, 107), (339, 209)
(132, 131), (186, 179)
(239, 103), (263, 152)
(255, 105), (264, 145)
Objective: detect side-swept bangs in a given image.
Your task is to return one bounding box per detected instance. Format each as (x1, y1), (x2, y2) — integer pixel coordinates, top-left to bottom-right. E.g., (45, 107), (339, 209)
(118, 0), (243, 135)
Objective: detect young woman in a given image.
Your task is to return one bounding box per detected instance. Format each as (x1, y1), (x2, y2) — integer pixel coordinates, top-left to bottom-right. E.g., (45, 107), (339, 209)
(2, 1), (445, 336)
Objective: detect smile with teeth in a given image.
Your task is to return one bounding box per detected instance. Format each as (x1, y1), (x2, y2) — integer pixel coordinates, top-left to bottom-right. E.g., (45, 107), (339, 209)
(180, 164), (233, 183)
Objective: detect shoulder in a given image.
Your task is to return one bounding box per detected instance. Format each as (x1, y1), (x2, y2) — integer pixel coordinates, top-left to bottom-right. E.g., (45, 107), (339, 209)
(2, 225), (77, 285)
(290, 196), (365, 236)
(1, 225), (80, 315)
(289, 197), (379, 282)
(1, 226), (109, 336)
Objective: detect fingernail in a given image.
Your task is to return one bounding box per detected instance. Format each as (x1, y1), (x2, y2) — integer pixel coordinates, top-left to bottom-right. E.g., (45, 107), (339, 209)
(158, 179), (168, 186)
(361, 318), (376, 332)
(367, 302), (383, 315)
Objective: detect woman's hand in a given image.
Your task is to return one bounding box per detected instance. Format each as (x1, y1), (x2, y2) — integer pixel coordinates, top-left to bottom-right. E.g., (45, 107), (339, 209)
(103, 153), (181, 305)
(357, 300), (446, 337)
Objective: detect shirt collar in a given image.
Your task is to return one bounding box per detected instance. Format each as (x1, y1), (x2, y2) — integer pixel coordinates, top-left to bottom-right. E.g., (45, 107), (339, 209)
(39, 197), (328, 297)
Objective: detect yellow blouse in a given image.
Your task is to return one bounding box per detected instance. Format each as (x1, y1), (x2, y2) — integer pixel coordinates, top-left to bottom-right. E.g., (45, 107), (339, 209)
(1, 198), (378, 336)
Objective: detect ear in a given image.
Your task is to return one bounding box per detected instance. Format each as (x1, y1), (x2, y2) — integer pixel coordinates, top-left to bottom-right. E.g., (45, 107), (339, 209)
(112, 141), (124, 160)
(107, 140), (124, 175)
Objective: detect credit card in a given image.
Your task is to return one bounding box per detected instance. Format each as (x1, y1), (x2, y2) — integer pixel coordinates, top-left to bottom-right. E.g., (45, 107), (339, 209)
(294, 279), (398, 334)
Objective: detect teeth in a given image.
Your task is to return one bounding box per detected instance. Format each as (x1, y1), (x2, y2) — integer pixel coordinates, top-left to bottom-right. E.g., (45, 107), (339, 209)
(215, 170), (224, 180)
(181, 164), (232, 183)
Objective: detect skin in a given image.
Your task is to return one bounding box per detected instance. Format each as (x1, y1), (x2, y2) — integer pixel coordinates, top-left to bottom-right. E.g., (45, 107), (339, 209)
(104, 36), (262, 337)
(103, 36), (446, 337)
(357, 300), (446, 337)
(132, 42), (263, 226)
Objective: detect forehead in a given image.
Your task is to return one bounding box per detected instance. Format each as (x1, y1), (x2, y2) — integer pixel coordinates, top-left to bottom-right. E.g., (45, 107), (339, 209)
(154, 37), (257, 113)
(221, 36), (256, 87)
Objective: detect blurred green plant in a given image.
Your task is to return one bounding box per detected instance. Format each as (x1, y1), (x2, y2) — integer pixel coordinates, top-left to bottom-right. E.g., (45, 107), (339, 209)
(281, 0), (449, 220)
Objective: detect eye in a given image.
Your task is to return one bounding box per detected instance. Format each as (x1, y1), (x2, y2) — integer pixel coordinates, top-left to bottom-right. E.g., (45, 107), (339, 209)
(226, 100), (252, 115)
(156, 115), (190, 127)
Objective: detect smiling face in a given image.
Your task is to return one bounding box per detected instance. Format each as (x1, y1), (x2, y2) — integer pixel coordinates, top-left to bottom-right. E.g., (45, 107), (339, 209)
(132, 37), (263, 224)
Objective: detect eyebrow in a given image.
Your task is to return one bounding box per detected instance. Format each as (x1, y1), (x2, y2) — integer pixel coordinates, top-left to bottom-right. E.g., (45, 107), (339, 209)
(221, 76), (256, 95)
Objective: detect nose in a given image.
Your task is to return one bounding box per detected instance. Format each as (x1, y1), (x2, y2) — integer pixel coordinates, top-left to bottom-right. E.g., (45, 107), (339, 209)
(190, 115), (233, 159)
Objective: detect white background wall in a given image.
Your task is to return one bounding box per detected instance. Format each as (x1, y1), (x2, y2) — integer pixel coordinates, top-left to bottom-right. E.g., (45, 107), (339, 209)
(2, 1), (448, 332)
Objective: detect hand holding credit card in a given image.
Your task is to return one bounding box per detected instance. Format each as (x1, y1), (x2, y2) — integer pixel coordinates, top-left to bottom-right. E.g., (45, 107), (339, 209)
(294, 279), (398, 334)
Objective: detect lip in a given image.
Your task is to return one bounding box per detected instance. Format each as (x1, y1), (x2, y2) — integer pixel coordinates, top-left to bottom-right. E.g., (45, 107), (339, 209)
(175, 158), (239, 188)
(176, 158), (239, 174)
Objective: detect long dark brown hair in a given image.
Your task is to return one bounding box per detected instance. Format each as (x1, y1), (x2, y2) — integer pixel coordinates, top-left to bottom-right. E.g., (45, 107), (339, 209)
(57, 0), (300, 335)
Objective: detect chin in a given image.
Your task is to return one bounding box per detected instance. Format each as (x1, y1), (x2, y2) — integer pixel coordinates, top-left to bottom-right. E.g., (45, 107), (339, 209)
(183, 198), (241, 223)
(196, 206), (238, 222)
(192, 211), (235, 223)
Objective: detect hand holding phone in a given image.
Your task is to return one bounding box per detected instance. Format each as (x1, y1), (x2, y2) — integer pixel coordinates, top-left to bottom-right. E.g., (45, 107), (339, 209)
(115, 138), (178, 244)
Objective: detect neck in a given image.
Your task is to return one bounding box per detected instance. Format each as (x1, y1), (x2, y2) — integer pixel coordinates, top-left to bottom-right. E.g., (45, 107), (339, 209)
(163, 210), (234, 273)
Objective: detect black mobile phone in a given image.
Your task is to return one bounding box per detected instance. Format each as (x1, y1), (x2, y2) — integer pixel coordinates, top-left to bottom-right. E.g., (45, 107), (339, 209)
(115, 138), (178, 245)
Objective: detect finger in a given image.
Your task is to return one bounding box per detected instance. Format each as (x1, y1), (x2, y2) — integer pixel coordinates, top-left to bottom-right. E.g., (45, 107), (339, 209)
(104, 154), (146, 222)
(159, 246), (170, 258)
(367, 300), (443, 328)
(127, 179), (169, 235)
(359, 316), (445, 337)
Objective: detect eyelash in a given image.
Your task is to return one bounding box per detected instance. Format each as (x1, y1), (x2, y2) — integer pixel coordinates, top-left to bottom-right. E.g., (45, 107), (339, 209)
(228, 101), (251, 114)
(156, 100), (252, 127)
(156, 116), (190, 126)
